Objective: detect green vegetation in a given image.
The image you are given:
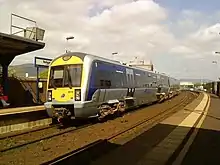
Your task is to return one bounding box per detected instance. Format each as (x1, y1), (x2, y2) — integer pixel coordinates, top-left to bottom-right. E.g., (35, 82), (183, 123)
(8, 68), (16, 77)
(39, 69), (48, 79)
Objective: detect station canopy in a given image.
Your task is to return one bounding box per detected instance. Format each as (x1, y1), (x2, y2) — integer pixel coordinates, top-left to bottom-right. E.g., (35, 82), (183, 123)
(0, 32), (45, 65)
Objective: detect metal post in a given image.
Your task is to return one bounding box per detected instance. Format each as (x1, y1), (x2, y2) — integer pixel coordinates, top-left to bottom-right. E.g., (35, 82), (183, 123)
(2, 64), (8, 96)
(10, 14), (12, 34)
(36, 67), (39, 104)
(112, 52), (118, 61)
(66, 36), (74, 53)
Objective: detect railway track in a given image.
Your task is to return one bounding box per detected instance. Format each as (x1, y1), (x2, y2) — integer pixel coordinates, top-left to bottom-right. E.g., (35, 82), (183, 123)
(41, 92), (197, 165)
(0, 123), (55, 140)
(0, 93), (181, 153)
(0, 122), (93, 153)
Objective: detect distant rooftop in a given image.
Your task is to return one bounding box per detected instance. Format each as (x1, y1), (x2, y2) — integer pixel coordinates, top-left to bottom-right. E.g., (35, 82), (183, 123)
(129, 56), (154, 71)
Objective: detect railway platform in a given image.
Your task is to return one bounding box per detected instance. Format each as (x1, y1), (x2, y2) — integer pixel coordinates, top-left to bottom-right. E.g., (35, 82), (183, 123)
(0, 13), (45, 108)
(0, 105), (51, 134)
(0, 105), (44, 116)
(180, 94), (220, 165)
(89, 92), (220, 165)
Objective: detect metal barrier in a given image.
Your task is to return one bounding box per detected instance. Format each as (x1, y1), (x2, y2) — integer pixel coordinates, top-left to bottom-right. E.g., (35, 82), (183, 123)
(10, 13), (45, 41)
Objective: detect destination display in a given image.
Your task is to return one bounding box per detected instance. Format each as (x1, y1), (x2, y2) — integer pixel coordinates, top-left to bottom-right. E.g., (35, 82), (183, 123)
(34, 57), (52, 67)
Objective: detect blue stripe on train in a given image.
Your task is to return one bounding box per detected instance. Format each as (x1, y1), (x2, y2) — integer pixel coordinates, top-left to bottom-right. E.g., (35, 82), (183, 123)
(86, 61), (127, 101)
(87, 64), (96, 100)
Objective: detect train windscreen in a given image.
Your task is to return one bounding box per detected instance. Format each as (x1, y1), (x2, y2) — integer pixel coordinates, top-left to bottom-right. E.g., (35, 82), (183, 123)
(49, 64), (82, 88)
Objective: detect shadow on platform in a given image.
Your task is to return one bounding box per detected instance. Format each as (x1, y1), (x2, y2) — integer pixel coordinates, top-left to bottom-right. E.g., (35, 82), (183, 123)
(181, 127), (220, 165)
(67, 123), (220, 165)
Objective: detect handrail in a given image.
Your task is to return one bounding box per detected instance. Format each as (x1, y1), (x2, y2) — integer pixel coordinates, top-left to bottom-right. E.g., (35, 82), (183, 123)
(11, 74), (40, 103)
(10, 13), (38, 41)
(11, 13), (36, 23)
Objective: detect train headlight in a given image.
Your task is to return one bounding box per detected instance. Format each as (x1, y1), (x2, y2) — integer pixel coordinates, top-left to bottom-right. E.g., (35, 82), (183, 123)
(48, 90), (52, 101)
(75, 89), (81, 101)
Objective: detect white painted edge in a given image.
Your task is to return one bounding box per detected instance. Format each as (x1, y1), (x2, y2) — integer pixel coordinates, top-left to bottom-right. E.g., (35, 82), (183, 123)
(137, 92), (209, 165)
(172, 94), (211, 165)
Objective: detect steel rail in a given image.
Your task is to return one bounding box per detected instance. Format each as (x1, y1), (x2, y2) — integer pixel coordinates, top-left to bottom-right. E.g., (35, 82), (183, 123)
(41, 92), (197, 165)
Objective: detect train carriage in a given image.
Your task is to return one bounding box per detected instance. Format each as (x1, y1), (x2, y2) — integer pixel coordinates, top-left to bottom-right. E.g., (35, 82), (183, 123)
(44, 52), (179, 124)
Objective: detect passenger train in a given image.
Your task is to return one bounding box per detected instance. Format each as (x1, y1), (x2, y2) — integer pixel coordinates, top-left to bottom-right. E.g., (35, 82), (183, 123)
(44, 52), (180, 124)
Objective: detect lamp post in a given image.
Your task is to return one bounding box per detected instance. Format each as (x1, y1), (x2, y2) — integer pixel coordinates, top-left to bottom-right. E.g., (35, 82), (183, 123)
(112, 52), (118, 60)
(212, 52), (219, 80)
(66, 36), (74, 53)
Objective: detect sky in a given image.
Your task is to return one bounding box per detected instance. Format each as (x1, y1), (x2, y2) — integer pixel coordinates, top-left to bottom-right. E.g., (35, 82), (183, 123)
(0, 0), (220, 80)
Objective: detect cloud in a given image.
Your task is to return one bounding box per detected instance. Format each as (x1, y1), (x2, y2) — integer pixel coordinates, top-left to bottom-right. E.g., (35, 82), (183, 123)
(1, 0), (175, 63)
(1, 0), (220, 80)
(170, 45), (195, 54)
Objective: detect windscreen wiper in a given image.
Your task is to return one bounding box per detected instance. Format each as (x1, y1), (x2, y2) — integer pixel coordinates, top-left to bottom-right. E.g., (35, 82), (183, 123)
(50, 78), (57, 89)
(67, 69), (72, 89)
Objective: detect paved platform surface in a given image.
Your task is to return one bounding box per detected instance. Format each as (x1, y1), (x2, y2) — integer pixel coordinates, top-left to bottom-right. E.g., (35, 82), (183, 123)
(90, 92), (208, 165)
(181, 95), (220, 165)
(0, 105), (45, 116)
(0, 105), (48, 134)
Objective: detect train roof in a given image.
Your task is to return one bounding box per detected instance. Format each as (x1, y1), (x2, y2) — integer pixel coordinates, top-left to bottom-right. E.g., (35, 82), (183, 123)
(52, 52), (178, 80)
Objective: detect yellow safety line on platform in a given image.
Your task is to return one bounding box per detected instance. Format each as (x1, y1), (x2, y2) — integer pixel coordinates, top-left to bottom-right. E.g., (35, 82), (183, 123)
(137, 92), (210, 165)
(178, 93), (208, 127)
(172, 94), (211, 165)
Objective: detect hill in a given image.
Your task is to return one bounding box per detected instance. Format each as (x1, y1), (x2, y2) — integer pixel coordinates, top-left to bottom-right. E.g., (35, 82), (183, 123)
(8, 63), (214, 83)
(179, 78), (213, 83)
(9, 63), (47, 78)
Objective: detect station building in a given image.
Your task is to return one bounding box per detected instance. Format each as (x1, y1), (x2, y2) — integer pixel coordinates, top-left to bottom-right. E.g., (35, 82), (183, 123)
(0, 14), (45, 104)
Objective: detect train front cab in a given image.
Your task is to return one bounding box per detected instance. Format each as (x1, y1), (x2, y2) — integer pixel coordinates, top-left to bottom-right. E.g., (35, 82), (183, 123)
(44, 55), (85, 123)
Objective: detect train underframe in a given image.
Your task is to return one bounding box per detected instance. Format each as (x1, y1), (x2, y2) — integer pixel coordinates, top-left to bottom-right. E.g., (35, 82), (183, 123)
(50, 90), (178, 126)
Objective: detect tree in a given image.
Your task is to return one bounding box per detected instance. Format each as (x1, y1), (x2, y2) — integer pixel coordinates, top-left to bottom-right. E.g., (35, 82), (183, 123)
(39, 69), (48, 79)
(8, 68), (16, 77)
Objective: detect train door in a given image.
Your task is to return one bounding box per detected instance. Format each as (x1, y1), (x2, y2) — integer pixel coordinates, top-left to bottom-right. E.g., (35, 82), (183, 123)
(126, 68), (135, 97)
(156, 74), (162, 93)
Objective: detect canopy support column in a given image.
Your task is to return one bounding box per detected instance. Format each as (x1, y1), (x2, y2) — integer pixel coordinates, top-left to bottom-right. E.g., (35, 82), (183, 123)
(2, 64), (9, 96)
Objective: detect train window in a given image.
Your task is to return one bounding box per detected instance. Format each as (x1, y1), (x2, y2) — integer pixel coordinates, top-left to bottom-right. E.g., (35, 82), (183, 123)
(100, 80), (104, 86)
(66, 65), (82, 87)
(105, 80), (111, 87)
(54, 70), (63, 79)
(49, 66), (64, 88)
(145, 84), (149, 88)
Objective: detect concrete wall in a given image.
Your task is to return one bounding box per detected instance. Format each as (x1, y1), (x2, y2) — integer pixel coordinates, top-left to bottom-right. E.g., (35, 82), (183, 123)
(7, 77), (47, 107)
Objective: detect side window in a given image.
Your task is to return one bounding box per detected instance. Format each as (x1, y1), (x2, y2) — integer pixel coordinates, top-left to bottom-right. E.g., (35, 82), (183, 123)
(105, 80), (111, 88)
(100, 80), (104, 87)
